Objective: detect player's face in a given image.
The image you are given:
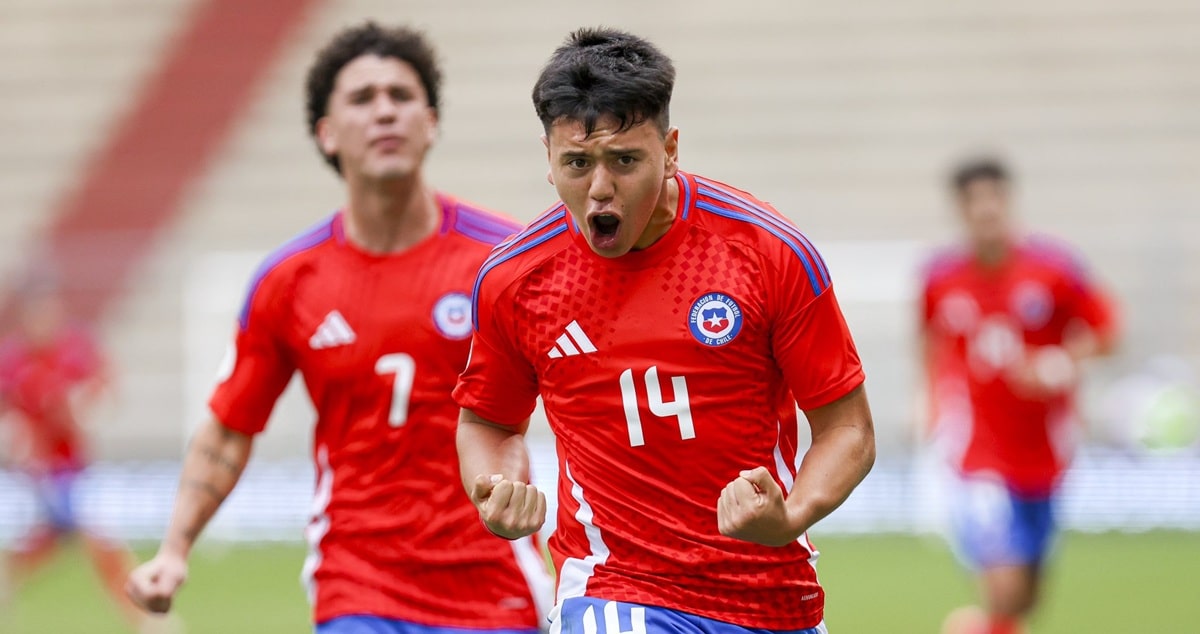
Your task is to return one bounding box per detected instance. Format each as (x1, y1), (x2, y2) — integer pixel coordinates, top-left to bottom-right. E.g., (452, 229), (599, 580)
(317, 55), (437, 182)
(958, 178), (1012, 248)
(544, 116), (679, 258)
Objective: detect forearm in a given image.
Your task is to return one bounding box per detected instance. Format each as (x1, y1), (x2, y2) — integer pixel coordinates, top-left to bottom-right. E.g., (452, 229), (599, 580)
(457, 409), (530, 486)
(787, 424), (875, 532)
(787, 386), (876, 536)
(159, 417), (253, 558)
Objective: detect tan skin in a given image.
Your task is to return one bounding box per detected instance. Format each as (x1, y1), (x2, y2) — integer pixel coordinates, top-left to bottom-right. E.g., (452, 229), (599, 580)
(931, 177), (1115, 632)
(460, 116), (875, 546)
(126, 54), (444, 614)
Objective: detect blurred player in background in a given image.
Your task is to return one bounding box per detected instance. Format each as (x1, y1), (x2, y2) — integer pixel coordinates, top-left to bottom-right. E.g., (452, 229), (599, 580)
(0, 275), (148, 630)
(125, 22), (551, 633)
(919, 157), (1119, 634)
(454, 27), (875, 634)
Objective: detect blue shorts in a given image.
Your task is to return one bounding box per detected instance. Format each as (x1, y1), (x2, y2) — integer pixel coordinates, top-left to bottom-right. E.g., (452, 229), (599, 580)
(31, 469), (82, 533)
(551, 597), (827, 634)
(316, 616), (539, 634)
(951, 475), (1057, 569)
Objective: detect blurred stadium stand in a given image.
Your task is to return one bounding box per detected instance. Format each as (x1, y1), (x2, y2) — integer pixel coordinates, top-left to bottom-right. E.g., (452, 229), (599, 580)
(1, 0), (1198, 537)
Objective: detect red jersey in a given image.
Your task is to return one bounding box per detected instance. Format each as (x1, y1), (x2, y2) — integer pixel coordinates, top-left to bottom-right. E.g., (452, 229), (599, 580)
(0, 326), (104, 473)
(454, 172), (864, 630)
(209, 195), (550, 627)
(921, 236), (1117, 496)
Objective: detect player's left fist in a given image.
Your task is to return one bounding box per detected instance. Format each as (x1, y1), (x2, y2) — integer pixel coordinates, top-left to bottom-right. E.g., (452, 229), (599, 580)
(470, 473), (546, 540)
(717, 466), (799, 547)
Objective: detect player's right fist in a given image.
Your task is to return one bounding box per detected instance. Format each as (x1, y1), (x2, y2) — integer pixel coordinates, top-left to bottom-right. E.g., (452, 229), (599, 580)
(470, 473), (546, 540)
(125, 552), (189, 614)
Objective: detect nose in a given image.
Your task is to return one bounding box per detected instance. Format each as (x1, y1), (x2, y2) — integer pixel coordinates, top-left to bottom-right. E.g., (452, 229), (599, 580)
(372, 93), (398, 122)
(589, 165), (614, 202)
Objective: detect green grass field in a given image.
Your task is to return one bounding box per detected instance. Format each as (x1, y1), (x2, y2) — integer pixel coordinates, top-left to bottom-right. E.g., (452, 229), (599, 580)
(3, 531), (1197, 633)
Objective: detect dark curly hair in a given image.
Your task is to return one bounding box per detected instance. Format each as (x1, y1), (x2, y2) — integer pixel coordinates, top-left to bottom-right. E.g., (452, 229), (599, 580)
(532, 27), (675, 137)
(951, 156), (1011, 193)
(304, 22), (442, 173)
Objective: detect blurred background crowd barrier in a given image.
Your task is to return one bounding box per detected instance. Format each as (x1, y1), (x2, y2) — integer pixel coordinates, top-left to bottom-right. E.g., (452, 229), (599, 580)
(1, 0), (1198, 542)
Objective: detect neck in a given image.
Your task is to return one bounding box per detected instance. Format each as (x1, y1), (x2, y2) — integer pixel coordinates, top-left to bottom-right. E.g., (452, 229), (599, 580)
(633, 175), (680, 250)
(342, 173), (440, 254)
(974, 238), (1009, 267)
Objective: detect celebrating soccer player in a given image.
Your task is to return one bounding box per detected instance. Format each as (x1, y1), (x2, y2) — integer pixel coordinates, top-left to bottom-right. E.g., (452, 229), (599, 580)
(0, 275), (151, 631)
(454, 27), (876, 633)
(920, 157), (1119, 634)
(125, 22), (551, 633)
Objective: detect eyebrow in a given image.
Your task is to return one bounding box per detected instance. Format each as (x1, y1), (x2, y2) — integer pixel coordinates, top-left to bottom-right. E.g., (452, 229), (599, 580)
(345, 82), (413, 96)
(559, 147), (646, 158)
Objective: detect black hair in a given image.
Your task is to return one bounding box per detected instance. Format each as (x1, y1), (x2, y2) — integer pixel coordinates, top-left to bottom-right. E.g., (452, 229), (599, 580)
(304, 22), (442, 173)
(532, 27), (675, 137)
(951, 156), (1011, 193)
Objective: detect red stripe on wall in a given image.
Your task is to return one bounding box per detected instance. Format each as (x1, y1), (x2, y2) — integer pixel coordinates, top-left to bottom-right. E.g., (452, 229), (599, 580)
(13, 0), (320, 324)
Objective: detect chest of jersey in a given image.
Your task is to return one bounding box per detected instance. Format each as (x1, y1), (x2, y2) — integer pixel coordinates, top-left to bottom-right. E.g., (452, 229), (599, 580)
(513, 232), (789, 457)
(932, 261), (1071, 338)
(930, 259), (1075, 382)
(279, 240), (479, 407)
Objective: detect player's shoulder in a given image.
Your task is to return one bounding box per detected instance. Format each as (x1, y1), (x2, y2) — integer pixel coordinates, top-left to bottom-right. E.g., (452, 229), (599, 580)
(474, 202), (572, 289)
(1019, 233), (1092, 279)
(238, 213), (339, 328)
(470, 202), (572, 325)
(252, 213), (339, 281)
(687, 172), (831, 295)
(920, 243), (973, 285)
(442, 193), (523, 247)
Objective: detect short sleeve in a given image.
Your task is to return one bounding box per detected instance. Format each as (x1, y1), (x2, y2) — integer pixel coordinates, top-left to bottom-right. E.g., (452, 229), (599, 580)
(1063, 265), (1118, 339)
(208, 273), (295, 435)
(452, 275), (539, 428)
(769, 251), (865, 411)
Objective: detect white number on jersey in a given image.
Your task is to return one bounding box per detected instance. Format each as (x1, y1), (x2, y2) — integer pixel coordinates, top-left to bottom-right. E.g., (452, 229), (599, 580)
(619, 366), (694, 447)
(375, 353), (416, 427)
(581, 601), (648, 634)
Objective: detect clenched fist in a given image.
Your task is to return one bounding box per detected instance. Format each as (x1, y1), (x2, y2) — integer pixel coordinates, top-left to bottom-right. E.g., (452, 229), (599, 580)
(470, 474), (546, 540)
(125, 552), (189, 614)
(717, 466), (801, 547)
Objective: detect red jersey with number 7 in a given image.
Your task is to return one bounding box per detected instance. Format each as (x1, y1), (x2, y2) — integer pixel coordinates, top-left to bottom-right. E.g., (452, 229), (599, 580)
(453, 171), (865, 630)
(208, 195), (550, 627)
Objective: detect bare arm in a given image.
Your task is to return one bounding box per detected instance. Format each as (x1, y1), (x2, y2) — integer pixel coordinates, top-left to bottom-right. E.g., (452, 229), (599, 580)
(126, 415), (253, 612)
(160, 416), (253, 557)
(457, 408), (544, 540)
(787, 384), (876, 533)
(457, 408), (532, 485)
(718, 384), (875, 546)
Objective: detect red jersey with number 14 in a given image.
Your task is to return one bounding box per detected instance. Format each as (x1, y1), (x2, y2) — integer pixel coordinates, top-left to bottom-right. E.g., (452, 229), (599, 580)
(454, 172), (864, 630)
(209, 195), (550, 627)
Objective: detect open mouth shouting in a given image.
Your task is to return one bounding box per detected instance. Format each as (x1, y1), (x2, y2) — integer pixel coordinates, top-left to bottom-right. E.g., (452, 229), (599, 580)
(588, 212), (622, 251)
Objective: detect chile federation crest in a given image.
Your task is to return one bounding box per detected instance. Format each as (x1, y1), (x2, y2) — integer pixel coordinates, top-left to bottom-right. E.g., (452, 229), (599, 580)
(432, 292), (473, 340)
(688, 292), (743, 346)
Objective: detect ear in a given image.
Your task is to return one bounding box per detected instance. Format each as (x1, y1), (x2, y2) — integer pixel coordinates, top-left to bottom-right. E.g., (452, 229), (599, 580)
(542, 134), (554, 185)
(316, 117), (337, 157)
(663, 127), (680, 179)
(424, 106), (439, 144)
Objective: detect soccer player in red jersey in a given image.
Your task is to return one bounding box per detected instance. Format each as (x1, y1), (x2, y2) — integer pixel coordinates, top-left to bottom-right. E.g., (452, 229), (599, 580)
(920, 158), (1118, 634)
(0, 277), (147, 629)
(453, 28), (876, 634)
(125, 23), (551, 633)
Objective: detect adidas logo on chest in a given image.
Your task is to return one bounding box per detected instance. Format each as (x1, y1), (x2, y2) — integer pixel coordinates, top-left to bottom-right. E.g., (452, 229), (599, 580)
(309, 310), (356, 349)
(547, 320), (597, 358)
